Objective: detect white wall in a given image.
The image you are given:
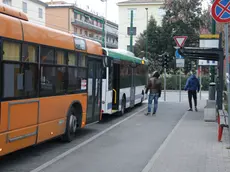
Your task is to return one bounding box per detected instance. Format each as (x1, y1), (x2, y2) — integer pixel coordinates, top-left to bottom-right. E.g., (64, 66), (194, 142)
(118, 4), (165, 50)
(2, 0), (46, 26)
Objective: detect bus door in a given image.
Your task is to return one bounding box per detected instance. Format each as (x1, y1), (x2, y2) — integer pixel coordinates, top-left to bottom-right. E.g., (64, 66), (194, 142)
(87, 59), (102, 123)
(112, 63), (120, 111)
(130, 67), (135, 108)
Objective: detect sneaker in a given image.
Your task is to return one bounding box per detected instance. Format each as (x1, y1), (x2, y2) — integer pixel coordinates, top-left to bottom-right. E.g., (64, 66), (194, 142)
(195, 107), (198, 112)
(188, 108), (193, 111)
(145, 112), (150, 116)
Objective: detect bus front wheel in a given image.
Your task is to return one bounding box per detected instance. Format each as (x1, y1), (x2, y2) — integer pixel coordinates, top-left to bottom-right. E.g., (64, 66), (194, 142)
(62, 107), (79, 142)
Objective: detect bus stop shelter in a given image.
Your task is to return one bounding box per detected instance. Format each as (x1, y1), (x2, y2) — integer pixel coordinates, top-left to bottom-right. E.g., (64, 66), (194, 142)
(178, 47), (224, 110)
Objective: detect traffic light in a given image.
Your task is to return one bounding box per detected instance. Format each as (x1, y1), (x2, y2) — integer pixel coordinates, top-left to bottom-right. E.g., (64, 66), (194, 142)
(163, 54), (170, 69)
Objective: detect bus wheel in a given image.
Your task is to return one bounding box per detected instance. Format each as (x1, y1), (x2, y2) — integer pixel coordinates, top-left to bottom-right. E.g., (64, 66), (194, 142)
(62, 107), (78, 142)
(120, 97), (126, 116)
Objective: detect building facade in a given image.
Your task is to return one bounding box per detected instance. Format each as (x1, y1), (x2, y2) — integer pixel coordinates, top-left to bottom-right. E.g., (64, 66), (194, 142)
(45, 2), (118, 49)
(0, 0), (47, 25)
(117, 0), (164, 51)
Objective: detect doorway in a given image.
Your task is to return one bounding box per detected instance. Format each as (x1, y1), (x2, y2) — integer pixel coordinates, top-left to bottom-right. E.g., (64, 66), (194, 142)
(87, 59), (102, 123)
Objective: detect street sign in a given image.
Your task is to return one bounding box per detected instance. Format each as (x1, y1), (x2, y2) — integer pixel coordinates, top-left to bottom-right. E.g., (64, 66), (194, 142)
(176, 59), (184, 68)
(211, 0), (230, 23)
(175, 49), (184, 59)
(173, 36), (188, 47)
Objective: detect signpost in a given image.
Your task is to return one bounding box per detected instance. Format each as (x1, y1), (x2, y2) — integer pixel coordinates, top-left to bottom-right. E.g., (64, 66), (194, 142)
(174, 36), (187, 102)
(211, 0), (230, 130)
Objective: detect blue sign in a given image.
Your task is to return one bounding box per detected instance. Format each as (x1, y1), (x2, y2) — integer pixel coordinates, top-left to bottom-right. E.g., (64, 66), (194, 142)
(211, 0), (230, 23)
(175, 49), (184, 59)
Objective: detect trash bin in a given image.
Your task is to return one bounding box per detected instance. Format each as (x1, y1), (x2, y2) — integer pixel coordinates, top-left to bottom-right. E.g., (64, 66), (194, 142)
(209, 82), (216, 100)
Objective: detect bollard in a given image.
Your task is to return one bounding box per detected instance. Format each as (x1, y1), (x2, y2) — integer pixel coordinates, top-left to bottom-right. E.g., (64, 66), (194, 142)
(209, 82), (216, 100)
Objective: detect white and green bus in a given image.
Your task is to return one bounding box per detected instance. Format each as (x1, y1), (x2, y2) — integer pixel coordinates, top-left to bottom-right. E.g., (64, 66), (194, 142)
(102, 48), (148, 115)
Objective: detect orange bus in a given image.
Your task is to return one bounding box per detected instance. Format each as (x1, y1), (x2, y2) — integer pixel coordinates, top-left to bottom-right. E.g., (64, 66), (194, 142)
(0, 4), (105, 156)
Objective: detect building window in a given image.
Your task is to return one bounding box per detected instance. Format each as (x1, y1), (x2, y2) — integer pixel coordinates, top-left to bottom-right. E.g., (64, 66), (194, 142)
(39, 8), (43, 19)
(128, 8), (136, 19)
(22, 2), (27, 13)
(127, 45), (134, 53)
(84, 30), (88, 36)
(80, 29), (82, 35)
(3, 0), (11, 6)
(127, 27), (137, 35)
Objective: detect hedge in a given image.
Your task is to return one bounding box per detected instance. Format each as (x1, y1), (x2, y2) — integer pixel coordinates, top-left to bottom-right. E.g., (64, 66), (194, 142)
(159, 75), (210, 91)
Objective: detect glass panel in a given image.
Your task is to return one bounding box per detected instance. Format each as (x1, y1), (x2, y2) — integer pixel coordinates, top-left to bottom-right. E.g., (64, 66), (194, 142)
(40, 66), (56, 95)
(3, 41), (20, 61)
(74, 38), (86, 50)
(56, 67), (67, 93)
(22, 44), (37, 62)
(87, 61), (94, 122)
(78, 53), (87, 67)
(68, 67), (80, 91)
(68, 52), (77, 66)
(40, 46), (54, 64)
(56, 50), (65, 65)
(3, 63), (23, 97)
(23, 63), (37, 96)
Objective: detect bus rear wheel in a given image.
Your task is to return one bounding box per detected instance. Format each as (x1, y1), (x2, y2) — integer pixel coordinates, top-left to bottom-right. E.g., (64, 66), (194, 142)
(120, 97), (126, 116)
(62, 107), (79, 142)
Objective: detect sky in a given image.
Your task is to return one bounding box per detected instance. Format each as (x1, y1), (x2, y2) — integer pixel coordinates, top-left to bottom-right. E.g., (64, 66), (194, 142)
(41, 0), (211, 24)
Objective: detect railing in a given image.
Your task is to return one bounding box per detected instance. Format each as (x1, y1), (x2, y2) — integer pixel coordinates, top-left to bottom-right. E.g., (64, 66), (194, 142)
(71, 18), (118, 37)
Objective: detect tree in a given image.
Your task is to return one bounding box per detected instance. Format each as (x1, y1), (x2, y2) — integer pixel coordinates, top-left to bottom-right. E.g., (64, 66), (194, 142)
(134, 16), (165, 73)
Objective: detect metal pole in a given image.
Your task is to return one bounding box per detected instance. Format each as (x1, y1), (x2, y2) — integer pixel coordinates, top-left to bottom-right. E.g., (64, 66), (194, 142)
(130, 10), (133, 52)
(225, 24), (230, 125)
(164, 67), (166, 101)
(145, 8), (148, 59)
(104, 0), (107, 48)
(179, 69), (181, 102)
(200, 65), (202, 100)
(210, 0), (216, 83)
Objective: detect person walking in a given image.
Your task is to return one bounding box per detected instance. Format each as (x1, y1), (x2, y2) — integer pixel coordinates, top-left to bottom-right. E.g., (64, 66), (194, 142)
(145, 71), (162, 116)
(184, 71), (200, 111)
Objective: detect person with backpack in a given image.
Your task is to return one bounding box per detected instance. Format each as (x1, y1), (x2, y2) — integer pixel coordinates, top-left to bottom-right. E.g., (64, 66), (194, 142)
(184, 71), (200, 111)
(145, 71), (162, 116)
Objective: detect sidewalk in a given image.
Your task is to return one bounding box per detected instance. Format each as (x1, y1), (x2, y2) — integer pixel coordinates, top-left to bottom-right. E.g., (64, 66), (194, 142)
(142, 100), (230, 172)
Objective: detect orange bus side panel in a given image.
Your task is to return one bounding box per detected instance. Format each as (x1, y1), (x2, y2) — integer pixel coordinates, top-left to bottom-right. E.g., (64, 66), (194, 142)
(39, 94), (87, 123)
(85, 39), (103, 56)
(0, 14), (22, 41)
(37, 118), (66, 143)
(0, 4), (28, 21)
(6, 101), (39, 131)
(21, 21), (75, 51)
(0, 102), (8, 133)
(0, 126), (37, 156)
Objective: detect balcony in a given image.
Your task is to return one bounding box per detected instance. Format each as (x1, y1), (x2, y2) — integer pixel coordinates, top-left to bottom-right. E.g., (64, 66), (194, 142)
(72, 19), (103, 33)
(106, 42), (118, 48)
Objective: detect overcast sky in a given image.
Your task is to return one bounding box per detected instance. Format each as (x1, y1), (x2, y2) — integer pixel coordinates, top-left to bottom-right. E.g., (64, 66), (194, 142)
(41, 0), (210, 24)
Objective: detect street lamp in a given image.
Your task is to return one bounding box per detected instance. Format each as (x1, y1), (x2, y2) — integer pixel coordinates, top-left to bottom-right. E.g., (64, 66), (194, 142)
(145, 8), (148, 60)
(101, 0), (107, 48)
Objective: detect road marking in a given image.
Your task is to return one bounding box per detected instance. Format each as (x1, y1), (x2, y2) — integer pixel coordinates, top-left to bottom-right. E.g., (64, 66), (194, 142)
(30, 105), (147, 172)
(141, 111), (188, 172)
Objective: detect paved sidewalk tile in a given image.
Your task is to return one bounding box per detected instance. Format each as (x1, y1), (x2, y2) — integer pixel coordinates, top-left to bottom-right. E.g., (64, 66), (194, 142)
(148, 102), (230, 172)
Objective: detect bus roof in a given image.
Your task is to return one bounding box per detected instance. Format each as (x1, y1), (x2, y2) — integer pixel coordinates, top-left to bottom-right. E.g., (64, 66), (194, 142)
(104, 48), (147, 65)
(0, 4), (103, 55)
(0, 3), (28, 21)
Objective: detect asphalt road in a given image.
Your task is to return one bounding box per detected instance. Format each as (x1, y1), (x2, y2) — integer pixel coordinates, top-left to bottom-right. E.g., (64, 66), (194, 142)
(0, 100), (188, 172)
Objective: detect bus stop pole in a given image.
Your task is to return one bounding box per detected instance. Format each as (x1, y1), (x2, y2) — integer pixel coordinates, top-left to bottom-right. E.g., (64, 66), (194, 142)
(200, 65), (202, 100)
(225, 24), (230, 125)
(164, 67), (166, 101)
(179, 70), (181, 102)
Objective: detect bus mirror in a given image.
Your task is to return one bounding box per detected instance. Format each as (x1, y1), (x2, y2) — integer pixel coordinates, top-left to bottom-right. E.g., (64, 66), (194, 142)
(103, 56), (108, 67)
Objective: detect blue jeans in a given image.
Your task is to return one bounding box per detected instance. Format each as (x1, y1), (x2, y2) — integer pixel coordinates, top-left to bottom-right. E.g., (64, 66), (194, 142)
(148, 93), (159, 114)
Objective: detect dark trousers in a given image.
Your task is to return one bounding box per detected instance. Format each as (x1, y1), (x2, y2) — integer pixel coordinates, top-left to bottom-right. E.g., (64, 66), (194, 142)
(188, 90), (197, 109)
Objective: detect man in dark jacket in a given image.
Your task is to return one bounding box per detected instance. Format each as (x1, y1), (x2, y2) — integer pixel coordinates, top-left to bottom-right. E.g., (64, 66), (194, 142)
(184, 72), (200, 111)
(145, 71), (162, 115)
